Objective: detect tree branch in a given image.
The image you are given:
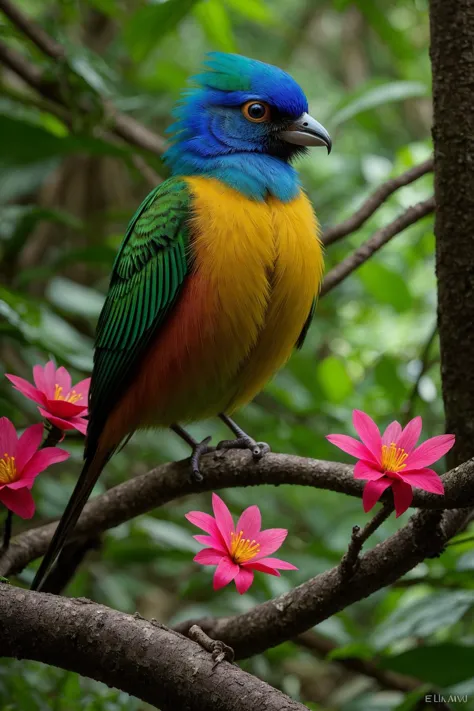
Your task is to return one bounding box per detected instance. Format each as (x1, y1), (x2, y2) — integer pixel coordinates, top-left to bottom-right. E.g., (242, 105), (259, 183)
(320, 197), (436, 297)
(322, 159), (434, 246)
(174, 507), (469, 659)
(0, 586), (307, 711)
(0, 38), (166, 156)
(430, 0), (474, 467)
(1, 451), (474, 579)
(0, 0), (65, 60)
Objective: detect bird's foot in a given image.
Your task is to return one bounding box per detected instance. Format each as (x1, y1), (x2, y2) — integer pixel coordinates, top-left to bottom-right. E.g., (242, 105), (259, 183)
(170, 425), (214, 482)
(217, 414), (270, 460)
(190, 436), (215, 482)
(216, 435), (270, 460)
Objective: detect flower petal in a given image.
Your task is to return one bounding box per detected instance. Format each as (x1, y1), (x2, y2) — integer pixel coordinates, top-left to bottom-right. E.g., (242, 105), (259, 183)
(38, 410), (88, 435)
(354, 460), (384, 481)
(0, 486), (35, 518)
(399, 468), (445, 495)
(247, 556), (298, 571)
(20, 447), (69, 485)
(236, 505), (261, 540)
(185, 511), (220, 538)
(193, 534), (226, 552)
(33, 364), (46, 393)
(405, 434), (455, 470)
(15, 424), (44, 472)
(397, 416), (422, 452)
(244, 561), (280, 576)
(352, 410), (382, 463)
(234, 567), (254, 594)
(212, 493), (234, 548)
(193, 548), (224, 566)
(71, 378), (91, 401)
(382, 421), (402, 446)
(391, 479), (414, 517)
(213, 557), (239, 590)
(362, 478), (391, 513)
(253, 528), (287, 559)
(5, 374), (46, 407)
(43, 399), (88, 418)
(42, 361), (57, 399)
(54, 366), (71, 393)
(0, 417), (18, 457)
(326, 434), (377, 463)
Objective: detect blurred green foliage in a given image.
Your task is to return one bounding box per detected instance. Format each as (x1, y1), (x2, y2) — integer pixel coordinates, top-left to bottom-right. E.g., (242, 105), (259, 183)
(1, 0), (473, 709)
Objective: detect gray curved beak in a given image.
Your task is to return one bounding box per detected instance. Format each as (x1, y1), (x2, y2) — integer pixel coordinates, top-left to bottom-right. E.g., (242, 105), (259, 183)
(280, 112), (332, 153)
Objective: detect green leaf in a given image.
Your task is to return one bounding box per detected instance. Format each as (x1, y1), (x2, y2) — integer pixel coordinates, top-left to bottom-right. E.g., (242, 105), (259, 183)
(66, 46), (118, 97)
(317, 356), (353, 403)
(394, 688), (432, 711)
(125, 0), (201, 63)
(374, 355), (406, 407)
(194, 0), (236, 51)
(0, 115), (127, 165)
(0, 286), (93, 370)
(0, 205), (81, 246)
(372, 591), (474, 649)
(224, 0), (274, 23)
(381, 644), (474, 687)
(328, 642), (374, 661)
(331, 81), (428, 127)
(358, 262), (412, 313)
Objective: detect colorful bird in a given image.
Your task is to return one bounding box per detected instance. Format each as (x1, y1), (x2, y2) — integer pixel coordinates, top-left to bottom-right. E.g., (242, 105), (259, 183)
(31, 52), (331, 591)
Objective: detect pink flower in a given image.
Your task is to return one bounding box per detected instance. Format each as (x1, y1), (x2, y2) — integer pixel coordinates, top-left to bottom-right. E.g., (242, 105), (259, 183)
(0, 417), (69, 519)
(186, 493), (298, 594)
(6, 361), (90, 435)
(327, 410), (455, 517)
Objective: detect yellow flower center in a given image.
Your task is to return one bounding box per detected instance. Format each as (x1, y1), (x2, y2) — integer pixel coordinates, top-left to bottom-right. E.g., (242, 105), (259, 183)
(230, 530), (260, 564)
(381, 442), (408, 473)
(54, 384), (83, 404)
(0, 453), (17, 484)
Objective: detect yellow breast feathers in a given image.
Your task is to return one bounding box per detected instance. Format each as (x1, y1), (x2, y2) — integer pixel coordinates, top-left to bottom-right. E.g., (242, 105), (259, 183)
(185, 176), (324, 411)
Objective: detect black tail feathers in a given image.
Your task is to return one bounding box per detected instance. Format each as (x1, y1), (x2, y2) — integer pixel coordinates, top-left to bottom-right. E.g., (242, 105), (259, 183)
(31, 450), (109, 592)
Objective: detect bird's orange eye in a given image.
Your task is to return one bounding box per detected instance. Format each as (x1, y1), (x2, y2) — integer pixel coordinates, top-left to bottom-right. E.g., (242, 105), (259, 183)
(241, 101), (271, 123)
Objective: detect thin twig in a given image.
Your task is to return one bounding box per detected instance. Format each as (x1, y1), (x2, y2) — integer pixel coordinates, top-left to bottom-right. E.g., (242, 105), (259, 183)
(322, 159), (433, 246)
(0, 40), (166, 156)
(0, 0), (65, 60)
(42, 425), (64, 449)
(320, 197), (436, 297)
(339, 504), (393, 578)
(131, 155), (162, 188)
(2, 511), (12, 552)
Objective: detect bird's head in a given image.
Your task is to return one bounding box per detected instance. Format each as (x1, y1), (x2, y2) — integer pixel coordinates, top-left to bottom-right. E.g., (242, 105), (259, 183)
(164, 53), (331, 168)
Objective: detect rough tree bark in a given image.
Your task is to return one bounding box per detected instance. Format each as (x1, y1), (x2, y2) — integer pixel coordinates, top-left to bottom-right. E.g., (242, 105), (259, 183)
(0, 587), (306, 711)
(430, 0), (474, 466)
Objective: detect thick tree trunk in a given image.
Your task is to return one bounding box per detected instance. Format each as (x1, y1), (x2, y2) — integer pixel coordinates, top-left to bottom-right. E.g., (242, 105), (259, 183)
(430, 0), (474, 466)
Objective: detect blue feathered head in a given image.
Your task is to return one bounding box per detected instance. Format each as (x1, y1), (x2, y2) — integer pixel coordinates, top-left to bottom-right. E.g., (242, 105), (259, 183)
(164, 53), (331, 172)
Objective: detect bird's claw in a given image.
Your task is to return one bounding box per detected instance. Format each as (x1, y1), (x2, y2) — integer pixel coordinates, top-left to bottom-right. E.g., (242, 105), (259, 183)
(190, 436), (214, 482)
(217, 435), (271, 460)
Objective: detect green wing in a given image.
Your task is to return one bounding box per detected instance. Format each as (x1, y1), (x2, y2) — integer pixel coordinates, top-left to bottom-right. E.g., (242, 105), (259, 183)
(296, 298), (316, 350)
(87, 177), (191, 454)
